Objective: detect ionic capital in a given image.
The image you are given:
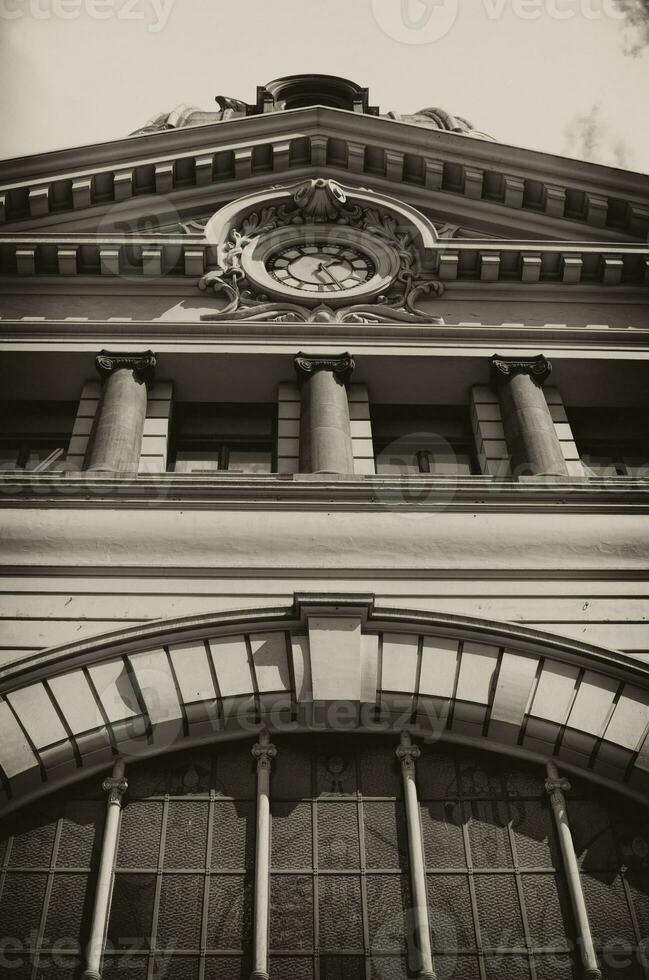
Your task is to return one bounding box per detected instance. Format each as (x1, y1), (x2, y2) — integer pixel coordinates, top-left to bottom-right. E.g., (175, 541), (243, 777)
(294, 352), (355, 385)
(95, 350), (156, 385)
(396, 731), (421, 772)
(491, 354), (552, 388)
(102, 774), (128, 805)
(251, 730), (277, 772)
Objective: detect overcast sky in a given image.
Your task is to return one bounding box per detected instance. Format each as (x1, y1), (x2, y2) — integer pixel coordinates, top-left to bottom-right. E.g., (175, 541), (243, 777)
(1, 0), (647, 172)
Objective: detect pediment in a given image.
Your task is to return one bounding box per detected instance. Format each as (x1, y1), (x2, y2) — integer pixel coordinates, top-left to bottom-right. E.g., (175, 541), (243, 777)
(0, 107), (647, 243)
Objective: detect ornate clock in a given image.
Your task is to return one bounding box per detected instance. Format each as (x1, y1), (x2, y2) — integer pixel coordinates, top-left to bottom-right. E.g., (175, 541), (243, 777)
(239, 225), (400, 307)
(267, 243), (375, 294)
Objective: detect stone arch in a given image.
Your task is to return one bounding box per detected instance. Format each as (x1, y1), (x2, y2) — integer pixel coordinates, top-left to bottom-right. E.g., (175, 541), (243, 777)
(1, 593), (648, 814)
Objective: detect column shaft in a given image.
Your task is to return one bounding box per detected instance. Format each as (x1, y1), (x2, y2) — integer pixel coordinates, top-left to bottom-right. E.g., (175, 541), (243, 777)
(85, 351), (155, 475)
(82, 759), (128, 980)
(295, 353), (355, 474)
(545, 762), (602, 980)
(397, 733), (437, 980)
(492, 355), (569, 477)
(250, 731), (277, 980)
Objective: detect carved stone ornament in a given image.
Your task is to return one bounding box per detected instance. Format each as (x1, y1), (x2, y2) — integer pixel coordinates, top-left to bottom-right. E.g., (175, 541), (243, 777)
(102, 775), (128, 805)
(396, 731), (421, 772)
(95, 350), (156, 385)
(251, 730), (277, 772)
(544, 775), (571, 807)
(294, 352), (355, 385)
(491, 354), (552, 388)
(197, 177), (445, 324)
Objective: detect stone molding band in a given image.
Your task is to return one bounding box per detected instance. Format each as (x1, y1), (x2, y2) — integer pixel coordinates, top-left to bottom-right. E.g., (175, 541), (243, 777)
(95, 350), (157, 385)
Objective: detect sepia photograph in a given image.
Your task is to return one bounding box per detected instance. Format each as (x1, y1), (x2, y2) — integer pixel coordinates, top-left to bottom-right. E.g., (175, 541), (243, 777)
(0, 1), (648, 977)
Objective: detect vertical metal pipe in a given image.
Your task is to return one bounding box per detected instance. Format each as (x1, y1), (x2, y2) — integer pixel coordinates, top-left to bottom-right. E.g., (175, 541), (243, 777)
(396, 732), (437, 980)
(545, 761), (602, 980)
(82, 758), (128, 980)
(250, 730), (277, 980)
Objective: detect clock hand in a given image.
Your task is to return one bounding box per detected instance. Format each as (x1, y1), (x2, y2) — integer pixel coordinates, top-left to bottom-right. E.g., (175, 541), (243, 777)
(317, 261), (343, 290)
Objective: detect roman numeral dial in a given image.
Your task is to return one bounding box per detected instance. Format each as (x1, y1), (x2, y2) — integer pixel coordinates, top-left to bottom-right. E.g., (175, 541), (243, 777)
(268, 244), (376, 293)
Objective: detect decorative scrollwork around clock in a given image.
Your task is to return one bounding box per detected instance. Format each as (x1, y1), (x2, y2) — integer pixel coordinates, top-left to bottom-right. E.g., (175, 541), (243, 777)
(197, 177), (445, 324)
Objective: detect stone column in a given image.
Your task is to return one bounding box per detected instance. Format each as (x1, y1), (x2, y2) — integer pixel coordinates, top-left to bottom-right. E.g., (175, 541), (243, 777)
(85, 350), (156, 475)
(396, 732), (437, 980)
(545, 763), (602, 979)
(250, 730), (277, 980)
(82, 759), (128, 980)
(294, 352), (355, 474)
(491, 354), (569, 477)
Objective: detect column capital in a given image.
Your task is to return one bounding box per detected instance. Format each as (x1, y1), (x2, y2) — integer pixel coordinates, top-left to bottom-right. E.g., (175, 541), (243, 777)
(396, 731), (421, 772)
(294, 352), (355, 385)
(491, 354), (552, 388)
(102, 775), (128, 805)
(95, 350), (156, 385)
(251, 730), (277, 772)
(544, 775), (571, 806)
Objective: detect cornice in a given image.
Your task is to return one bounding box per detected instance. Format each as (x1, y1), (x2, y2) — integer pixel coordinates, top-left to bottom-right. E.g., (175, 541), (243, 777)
(1, 473), (649, 513)
(2, 318), (649, 355)
(1, 108), (646, 240)
(0, 235), (646, 288)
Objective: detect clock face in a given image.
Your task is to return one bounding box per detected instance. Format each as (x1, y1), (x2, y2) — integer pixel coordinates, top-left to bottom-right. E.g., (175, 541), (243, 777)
(267, 243), (376, 294)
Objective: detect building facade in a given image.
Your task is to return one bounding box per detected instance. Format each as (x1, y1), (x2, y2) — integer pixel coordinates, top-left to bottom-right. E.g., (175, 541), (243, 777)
(0, 74), (649, 979)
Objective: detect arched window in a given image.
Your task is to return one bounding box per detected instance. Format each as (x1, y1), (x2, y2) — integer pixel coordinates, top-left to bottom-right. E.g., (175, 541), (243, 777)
(1, 737), (648, 979)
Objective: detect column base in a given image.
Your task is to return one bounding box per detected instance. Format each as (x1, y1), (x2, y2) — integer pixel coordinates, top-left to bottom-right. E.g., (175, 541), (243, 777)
(81, 971), (102, 980)
(249, 971), (270, 980)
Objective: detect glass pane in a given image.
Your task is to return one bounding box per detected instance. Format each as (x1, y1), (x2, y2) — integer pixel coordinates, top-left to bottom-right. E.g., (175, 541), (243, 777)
(102, 956), (149, 979)
(270, 875), (313, 950)
(511, 803), (556, 869)
(206, 875), (252, 951)
(107, 873), (155, 950)
(420, 802), (466, 869)
(366, 875), (411, 952)
(319, 876), (363, 950)
(44, 872), (96, 950)
(583, 873), (636, 945)
(317, 802), (360, 870)
(156, 874), (203, 949)
(212, 800), (255, 870)
(174, 452), (220, 473)
(364, 801), (408, 869)
(270, 958), (314, 980)
(376, 453), (420, 475)
(153, 958), (200, 980)
(521, 873), (571, 947)
(272, 801), (312, 870)
(57, 801), (104, 869)
(427, 874), (476, 950)
(0, 873), (48, 944)
(474, 875), (525, 947)
(164, 801), (208, 869)
(484, 956), (531, 979)
(466, 804), (513, 868)
(9, 814), (57, 867)
(227, 449), (272, 474)
(117, 802), (163, 869)
(25, 447), (66, 471)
